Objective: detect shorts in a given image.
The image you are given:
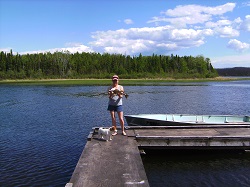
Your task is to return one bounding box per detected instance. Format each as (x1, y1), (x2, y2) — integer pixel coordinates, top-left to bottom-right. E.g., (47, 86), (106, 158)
(107, 105), (123, 112)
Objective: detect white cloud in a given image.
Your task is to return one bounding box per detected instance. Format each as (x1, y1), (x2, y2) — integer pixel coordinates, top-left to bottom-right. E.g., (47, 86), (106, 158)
(211, 53), (250, 68)
(124, 19), (134, 25)
(215, 26), (240, 38)
(4, 2), (247, 69)
(227, 39), (249, 52)
(18, 44), (93, 55)
(89, 1), (246, 56)
(163, 3), (235, 17)
(203, 3), (235, 15)
(64, 42), (83, 47)
(234, 17), (242, 24)
(242, 2), (250, 7)
(148, 3), (236, 27)
(146, 2), (243, 43)
(0, 47), (12, 53)
(240, 15), (250, 31)
(149, 14), (211, 28)
(90, 26), (214, 55)
(205, 19), (231, 28)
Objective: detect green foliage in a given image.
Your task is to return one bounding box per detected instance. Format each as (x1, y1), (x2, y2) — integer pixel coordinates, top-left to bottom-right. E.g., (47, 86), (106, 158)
(0, 50), (218, 80)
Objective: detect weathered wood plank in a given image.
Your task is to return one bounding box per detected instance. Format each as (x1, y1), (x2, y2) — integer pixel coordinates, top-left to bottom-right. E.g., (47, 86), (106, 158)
(132, 126), (250, 149)
(136, 137), (250, 149)
(68, 131), (149, 187)
(134, 129), (221, 137)
(133, 127), (250, 137)
(67, 126), (250, 186)
(127, 125), (250, 129)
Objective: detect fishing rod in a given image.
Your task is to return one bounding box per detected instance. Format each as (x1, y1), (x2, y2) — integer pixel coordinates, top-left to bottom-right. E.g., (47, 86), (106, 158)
(75, 90), (129, 98)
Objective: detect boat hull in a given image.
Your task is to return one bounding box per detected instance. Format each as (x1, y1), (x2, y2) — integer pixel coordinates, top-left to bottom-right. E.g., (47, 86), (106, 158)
(124, 114), (250, 126)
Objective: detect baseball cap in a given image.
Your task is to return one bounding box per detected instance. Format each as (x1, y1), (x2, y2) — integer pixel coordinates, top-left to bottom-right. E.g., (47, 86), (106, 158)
(112, 75), (119, 81)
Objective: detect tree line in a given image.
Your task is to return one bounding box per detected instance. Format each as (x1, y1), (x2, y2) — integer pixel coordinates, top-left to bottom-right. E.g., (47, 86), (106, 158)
(216, 67), (250, 76)
(0, 50), (218, 79)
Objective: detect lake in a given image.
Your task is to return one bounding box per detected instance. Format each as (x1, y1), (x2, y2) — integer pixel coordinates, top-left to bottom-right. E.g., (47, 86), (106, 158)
(0, 80), (250, 186)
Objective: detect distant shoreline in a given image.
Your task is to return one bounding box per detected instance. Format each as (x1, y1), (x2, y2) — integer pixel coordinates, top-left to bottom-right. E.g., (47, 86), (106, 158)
(216, 67), (250, 76)
(0, 77), (249, 86)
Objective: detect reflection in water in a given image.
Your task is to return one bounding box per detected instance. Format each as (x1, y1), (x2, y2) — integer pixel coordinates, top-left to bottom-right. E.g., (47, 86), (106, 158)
(0, 80), (250, 186)
(143, 150), (250, 187)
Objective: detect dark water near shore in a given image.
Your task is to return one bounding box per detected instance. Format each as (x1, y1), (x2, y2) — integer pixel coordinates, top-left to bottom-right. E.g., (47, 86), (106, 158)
(1, 80), (250, 186)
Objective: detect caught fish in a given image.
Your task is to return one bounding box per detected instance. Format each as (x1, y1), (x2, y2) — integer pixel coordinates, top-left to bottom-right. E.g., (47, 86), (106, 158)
(109, 89), (129, 99)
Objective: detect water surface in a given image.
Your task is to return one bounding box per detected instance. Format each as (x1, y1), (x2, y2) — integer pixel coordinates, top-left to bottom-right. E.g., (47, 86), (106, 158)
(0, 80), (250, 186)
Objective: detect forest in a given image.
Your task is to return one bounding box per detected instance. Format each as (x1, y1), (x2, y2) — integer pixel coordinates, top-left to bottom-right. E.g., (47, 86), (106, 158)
(216, 67), (250, 76)
(0, 50), (218, 79)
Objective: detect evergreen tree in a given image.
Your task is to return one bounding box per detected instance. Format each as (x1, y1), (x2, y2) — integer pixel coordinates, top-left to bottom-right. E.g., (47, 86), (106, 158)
(0, 50), (218, 79)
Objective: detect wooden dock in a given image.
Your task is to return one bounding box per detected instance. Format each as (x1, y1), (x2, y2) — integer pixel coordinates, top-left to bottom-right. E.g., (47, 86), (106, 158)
(66, 125), (250, 187)
(131, 125), (250, 150)
(66, 127), (150, 187)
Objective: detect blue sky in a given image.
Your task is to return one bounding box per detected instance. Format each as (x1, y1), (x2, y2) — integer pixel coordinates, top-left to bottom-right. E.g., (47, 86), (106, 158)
(0, 0), (250, 68)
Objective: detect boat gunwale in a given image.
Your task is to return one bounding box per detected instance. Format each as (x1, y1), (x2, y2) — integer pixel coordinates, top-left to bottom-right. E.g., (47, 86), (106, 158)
(124, 114), (250, 124)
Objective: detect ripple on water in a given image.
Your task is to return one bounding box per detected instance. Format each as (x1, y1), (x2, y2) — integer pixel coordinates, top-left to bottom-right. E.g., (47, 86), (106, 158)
(1, 82), (250, 186)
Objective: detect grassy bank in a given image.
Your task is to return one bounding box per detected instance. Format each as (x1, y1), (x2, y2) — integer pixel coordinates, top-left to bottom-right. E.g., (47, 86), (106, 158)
(0, 77), (249, 86)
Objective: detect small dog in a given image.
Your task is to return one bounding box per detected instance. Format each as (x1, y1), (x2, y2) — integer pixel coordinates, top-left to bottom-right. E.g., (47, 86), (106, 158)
(98, 127), (115, 141)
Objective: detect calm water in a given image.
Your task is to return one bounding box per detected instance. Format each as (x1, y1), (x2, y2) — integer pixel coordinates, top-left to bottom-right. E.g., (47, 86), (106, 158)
(0, 80), (250, 187)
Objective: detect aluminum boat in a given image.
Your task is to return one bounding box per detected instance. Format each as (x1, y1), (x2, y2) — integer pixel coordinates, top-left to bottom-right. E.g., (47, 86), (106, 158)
(124, 114), (250, 126)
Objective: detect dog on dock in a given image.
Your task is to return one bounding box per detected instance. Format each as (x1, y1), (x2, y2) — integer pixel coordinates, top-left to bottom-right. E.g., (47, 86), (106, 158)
(98, 127), (115, 141)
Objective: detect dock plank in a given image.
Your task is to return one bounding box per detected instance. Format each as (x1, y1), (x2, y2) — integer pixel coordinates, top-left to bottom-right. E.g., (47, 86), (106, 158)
(215, 128), (250, 136)
(67, 125), (250, 186)
(132, 126), (250, 149)
(133, 127), (250, 137)
(134, 128), (221, 137)
(68, 130), (149, 187)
